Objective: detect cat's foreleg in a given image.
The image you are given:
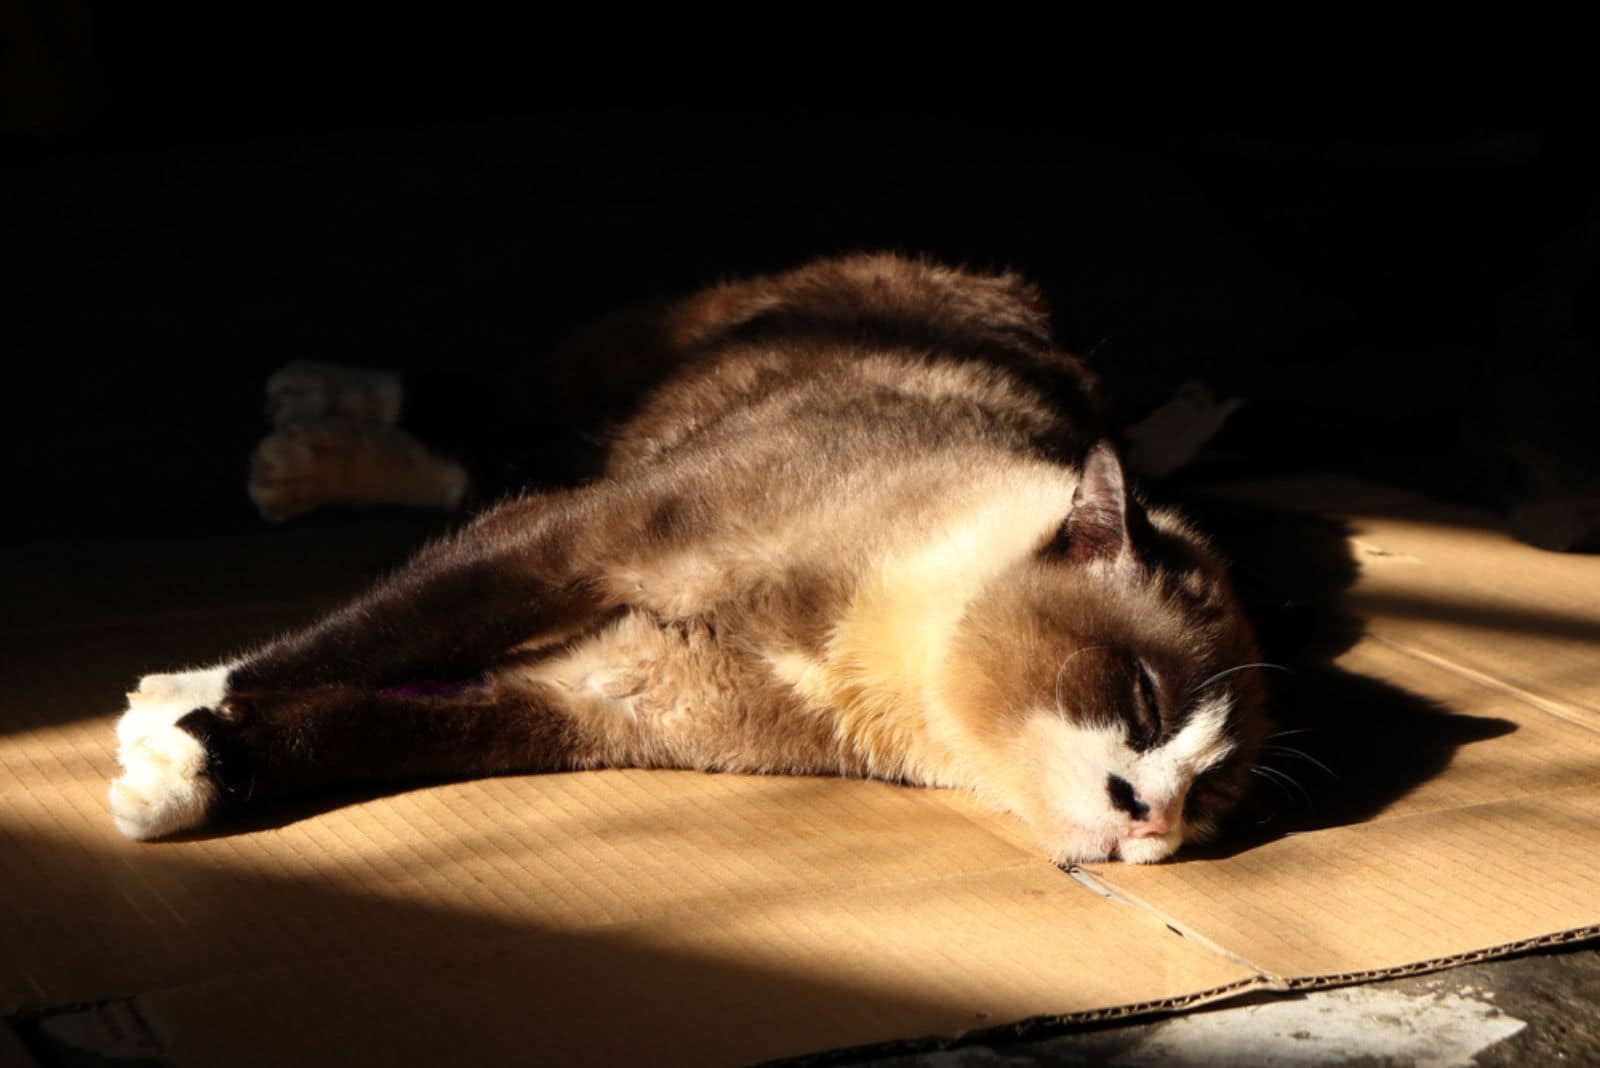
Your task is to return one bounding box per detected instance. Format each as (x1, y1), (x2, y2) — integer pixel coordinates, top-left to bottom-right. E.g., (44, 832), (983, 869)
(230, 487), (632, 692)
(110, 482), (671, 837)
(111, 676), (591, 839)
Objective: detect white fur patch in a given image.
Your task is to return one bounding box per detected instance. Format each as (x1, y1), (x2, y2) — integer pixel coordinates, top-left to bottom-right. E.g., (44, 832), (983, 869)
(1158, 697), (1236, 779)
(109, 667), (229, 840)
(1022, 713), (1128, 861)
(1026, 695), (1236, 864)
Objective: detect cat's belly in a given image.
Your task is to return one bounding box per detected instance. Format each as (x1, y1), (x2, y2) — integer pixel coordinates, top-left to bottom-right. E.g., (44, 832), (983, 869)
(507, 610), (851, 776)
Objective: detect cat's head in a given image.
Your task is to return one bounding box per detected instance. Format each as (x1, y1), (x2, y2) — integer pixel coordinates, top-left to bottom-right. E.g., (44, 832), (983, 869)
(946, 442), (1271, 864)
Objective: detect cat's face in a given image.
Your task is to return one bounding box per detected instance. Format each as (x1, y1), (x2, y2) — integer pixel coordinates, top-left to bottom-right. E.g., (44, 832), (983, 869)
(1012, 610), (1268, 865)
(946, 445), (1270, 864)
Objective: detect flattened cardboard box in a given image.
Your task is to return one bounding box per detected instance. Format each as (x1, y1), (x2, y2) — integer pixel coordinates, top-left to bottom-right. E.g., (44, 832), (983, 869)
(3, 479), (1597, 1066)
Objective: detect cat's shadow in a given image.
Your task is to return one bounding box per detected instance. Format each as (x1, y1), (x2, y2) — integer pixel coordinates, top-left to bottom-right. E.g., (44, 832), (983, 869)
(1171, 493), (1517, 858)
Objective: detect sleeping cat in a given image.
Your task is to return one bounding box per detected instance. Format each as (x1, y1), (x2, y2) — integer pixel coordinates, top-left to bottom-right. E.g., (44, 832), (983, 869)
(110, 253), (1271, 864)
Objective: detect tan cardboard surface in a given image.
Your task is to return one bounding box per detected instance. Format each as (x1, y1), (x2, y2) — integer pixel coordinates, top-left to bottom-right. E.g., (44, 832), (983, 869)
(0, 579), (1256, 1062)
(1089, 786), (1600, 982)
(3, 478), (1598, 1065)
(132, 866), (1255, 1068)
(1200, 475), (1600, 719)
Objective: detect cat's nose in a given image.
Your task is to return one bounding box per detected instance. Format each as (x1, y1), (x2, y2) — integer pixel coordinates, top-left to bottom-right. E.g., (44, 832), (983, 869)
(1126, 806), (1174, 838)
(1107, 774), (1177, 837)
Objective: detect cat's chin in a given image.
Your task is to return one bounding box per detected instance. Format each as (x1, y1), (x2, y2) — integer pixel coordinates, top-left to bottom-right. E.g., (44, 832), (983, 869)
(1045, 829), (1184, 866)
(1113, 834), (1182, 865)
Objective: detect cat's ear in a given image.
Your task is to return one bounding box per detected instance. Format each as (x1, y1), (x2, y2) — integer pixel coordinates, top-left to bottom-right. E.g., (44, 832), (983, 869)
(1047, 441), (1152, 567)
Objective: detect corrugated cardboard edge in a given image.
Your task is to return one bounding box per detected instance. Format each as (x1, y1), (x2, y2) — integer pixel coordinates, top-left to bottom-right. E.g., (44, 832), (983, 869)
(761, 975), (1279, 1067)
(1282, 925), (1600, 991)
(757, 865), (1289, 1065)
(772, 848), (1600, 1066)
(765, 927), (1600, 1067)
(1368, 635), (1600, 736)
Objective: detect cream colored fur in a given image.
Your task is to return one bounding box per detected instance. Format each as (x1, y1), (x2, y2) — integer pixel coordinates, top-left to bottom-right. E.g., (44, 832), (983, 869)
(795, 464), (1077, 783)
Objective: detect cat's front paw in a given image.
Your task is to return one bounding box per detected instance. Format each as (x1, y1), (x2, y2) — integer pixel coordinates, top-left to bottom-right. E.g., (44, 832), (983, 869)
(110, 669), (229, 840)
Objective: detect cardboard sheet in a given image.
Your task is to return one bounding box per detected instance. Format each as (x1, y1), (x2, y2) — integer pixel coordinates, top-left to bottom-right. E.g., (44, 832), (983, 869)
(3, 478), (1597, 1065)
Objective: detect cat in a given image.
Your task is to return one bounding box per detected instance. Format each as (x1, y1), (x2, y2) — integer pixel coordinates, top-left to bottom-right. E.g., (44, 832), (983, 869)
(110, 252), (1272, 864)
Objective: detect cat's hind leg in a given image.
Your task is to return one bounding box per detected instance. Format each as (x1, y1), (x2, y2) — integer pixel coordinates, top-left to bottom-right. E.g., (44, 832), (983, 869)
(110, 675), (593, 839)
(113, 477), (677, 837)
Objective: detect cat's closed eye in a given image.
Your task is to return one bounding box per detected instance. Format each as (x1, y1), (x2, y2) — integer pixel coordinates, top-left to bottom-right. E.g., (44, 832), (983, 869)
(1134, 660), (1162, 729)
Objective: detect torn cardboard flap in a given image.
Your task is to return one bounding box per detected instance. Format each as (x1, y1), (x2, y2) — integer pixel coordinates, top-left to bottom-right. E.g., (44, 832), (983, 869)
(3, 476), (1599, 1065)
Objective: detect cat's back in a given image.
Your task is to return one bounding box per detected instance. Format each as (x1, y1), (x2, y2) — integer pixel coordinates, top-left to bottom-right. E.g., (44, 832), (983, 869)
(603, 252), (1106, 476)
(512, 255), (1124, 782)
(574, 255), (1107, 635)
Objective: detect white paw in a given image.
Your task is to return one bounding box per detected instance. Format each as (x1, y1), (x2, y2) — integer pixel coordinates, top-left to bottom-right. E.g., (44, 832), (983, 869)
(110, 668), (228, 840)
(266, 361), (403, 428)
(120, 665), (232, 744)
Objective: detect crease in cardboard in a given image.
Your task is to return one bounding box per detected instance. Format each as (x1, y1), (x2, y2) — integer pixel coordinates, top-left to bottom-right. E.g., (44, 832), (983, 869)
(1368, 634), (1600, 732)
(1066, 866), (1284, 985)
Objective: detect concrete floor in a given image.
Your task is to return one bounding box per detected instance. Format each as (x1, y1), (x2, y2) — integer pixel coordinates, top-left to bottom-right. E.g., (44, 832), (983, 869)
(860, 943), (1600, 1067)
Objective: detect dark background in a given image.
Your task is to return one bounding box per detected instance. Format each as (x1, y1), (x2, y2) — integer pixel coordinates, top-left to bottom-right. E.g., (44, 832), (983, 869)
(4, 10), (1597, 546)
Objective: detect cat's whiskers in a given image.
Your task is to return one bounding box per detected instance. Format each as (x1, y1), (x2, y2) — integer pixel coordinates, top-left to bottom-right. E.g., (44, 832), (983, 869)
(1192, 661), (1290, 697)
(1262, 744), (1338, 780)
(1053, 645), (1109, 718)
(1251, 764), (1311, 806)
